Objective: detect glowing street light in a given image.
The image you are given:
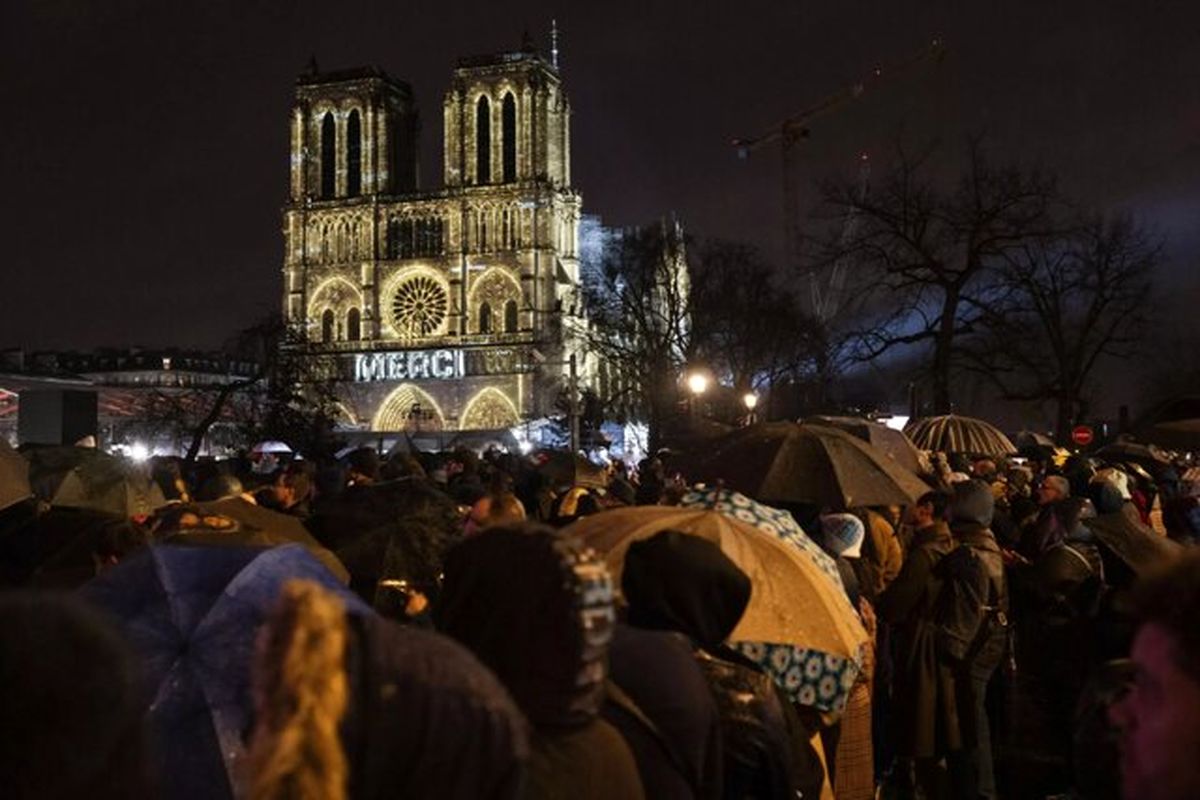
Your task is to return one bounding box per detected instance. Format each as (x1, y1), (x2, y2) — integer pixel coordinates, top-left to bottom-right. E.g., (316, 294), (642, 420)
(742, 392), (759, 426)
(686, 372), (709, 396)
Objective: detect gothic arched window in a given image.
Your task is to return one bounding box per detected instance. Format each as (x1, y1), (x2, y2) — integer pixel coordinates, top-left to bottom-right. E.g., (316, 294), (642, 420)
(476, 95), (491, 184)
(346, 110), (362, 197)
(320, 112), (336, 199)
(321, 308), (335, 342)
(479, 302), (492, 334)
(347, 307), (361, 341)
(502, 92), (517, 183)
(504, 299), (518, 333)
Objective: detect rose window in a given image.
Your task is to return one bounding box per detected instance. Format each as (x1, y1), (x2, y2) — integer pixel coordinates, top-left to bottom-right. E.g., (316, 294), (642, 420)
(389, 275), (449, 337)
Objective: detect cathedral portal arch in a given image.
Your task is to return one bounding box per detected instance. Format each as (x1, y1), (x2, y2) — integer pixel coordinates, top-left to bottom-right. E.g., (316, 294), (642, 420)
(373, 384), (447, 432)
(460, 387), (520, 430)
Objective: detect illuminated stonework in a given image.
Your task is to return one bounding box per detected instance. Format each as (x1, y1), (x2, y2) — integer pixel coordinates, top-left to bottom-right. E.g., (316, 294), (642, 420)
(384, 271), (450, 338)
(461, 387), (521, 429)
(283, 44), (590, 433)
(373, 384), (446, 431)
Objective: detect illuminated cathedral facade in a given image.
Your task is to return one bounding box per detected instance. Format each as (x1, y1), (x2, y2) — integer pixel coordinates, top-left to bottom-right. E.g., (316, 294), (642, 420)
(282, 40), (587, 436)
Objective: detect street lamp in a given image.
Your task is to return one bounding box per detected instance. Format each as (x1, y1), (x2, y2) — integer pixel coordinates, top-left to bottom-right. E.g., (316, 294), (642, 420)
(686, 370), (709, 417)
(742, 392), (759, 426)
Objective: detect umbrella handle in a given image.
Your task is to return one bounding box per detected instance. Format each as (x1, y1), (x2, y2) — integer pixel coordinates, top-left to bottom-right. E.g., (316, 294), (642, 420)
(707, 480), (725, 509)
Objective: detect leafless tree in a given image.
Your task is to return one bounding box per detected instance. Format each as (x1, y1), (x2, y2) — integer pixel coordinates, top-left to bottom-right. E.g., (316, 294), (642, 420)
(962, 213), (1159, 440)
(573, 220), (692, 452)
(816, 138), (1058, 412)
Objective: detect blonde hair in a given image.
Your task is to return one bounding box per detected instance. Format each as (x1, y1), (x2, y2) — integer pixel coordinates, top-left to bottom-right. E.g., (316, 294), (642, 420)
(247, 580), (350, 800)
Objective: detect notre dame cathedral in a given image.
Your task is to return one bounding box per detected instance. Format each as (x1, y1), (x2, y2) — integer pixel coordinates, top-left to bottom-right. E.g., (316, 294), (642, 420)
(282, 35), (588, 438)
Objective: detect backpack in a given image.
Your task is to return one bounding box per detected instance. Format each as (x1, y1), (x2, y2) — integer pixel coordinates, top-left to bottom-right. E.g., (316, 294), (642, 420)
(932, 544), (1003, 663)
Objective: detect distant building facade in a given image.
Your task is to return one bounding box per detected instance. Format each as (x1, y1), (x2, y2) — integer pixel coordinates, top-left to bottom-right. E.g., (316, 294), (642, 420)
(283, 39), (588, 435)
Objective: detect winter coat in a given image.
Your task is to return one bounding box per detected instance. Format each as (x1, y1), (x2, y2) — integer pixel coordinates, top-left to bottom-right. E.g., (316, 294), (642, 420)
(435, 526), (644, 799)
(853, 509), (903, 601)
(605, 624), (723, 800)
(622, 530), (801, 800)
(876, 522), (961, 758)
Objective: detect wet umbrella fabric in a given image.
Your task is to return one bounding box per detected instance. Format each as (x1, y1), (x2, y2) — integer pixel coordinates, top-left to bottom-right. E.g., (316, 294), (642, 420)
(805, 415), (925, 475)
(689, 422), (929, 509)
(677, 487), (862, 713)
(78, 544), (369, 800)
(164, 498), (350, 583)
(1133, 396), (1200, 451)
(564, 506), (867, 713)
(26, 446), (165, 517)
(1082, 507), (1182, 576)
(904, 414), (1017, 457)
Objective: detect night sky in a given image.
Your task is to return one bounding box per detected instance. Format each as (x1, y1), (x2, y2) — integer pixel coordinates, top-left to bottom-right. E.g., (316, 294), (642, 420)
(4, 1), (1199, 353)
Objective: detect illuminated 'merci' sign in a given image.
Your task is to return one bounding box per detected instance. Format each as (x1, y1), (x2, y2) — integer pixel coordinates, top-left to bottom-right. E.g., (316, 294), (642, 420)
(354, 350), (464, 382)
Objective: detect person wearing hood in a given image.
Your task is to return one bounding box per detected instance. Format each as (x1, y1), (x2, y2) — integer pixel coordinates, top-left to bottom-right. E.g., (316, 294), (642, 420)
(947, 479), (1009, 800)
(247, 579), (529, 800)
(435, 524), (644, 800)
(621, 530), (817, 800)
(1011, 496), (1107, 794)
(877, 492), (958, 798)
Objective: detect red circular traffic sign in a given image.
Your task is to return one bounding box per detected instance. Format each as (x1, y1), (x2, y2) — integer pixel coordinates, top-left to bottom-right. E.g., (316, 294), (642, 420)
(1071, 425), (1094, 446)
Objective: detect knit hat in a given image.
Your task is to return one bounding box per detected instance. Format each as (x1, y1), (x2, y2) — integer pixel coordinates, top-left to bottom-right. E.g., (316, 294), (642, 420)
(820, 513), (865, 559)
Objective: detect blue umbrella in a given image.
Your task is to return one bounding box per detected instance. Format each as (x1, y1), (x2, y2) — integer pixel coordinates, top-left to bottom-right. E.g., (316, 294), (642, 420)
(680, 486), (865, 715)
(79, 544), (369, 800)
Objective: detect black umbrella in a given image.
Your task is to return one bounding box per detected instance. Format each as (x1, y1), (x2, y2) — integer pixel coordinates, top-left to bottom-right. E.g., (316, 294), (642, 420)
(0, 438), (31, 512)
(1134, 396), (1200, 451)
(904, 414), (1017, 457)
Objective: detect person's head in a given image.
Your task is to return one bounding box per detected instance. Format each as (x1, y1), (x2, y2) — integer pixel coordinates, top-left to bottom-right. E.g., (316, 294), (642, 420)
(972, 458), (998, 481)
(344, 448), (380, 486)
(435, 524), (615, 730)
(621, 529), (750, 652)
(819, 513), (865, 559)
(907, 490), (951, 528)
(250, 580), (528, 800)
(950, 478), (995, 528)
(0, 592), (147, 799)
(1038, 475), (1071, 506)
(1109, 550), (1200, 800)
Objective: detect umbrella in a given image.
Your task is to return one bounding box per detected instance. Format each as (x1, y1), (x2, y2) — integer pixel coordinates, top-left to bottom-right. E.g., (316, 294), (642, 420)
(161, 498), (349, 583)
(1134, 396), (1200, 451)
(78, 544), (369, 800)
(904, 414), (1017, 457)
(564, 505), (868, 713)
(805, 415), (925, 475)
(688, 421), (930, 509)
(249, 440), (293, 455)
(1014, 430), (1057, 449)
(1095, 441), (1171, 467)
(532, 449), (607, 490)
(0, 438), (32, 512)
(1083, 508), (1182, 576)
(679, 485), (843, 589)
(25, 446), (166, 517)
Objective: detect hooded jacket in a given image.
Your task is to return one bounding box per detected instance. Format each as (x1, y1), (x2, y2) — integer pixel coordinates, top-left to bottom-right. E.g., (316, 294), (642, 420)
(623, 530), (800, 800)
(435, 525), (644, 800)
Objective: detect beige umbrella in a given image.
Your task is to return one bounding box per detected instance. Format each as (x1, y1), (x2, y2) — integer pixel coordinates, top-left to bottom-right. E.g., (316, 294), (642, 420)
(904, 414), (1017, 457)
(687, 421), (930, 509)
(565, 505), (867, 684)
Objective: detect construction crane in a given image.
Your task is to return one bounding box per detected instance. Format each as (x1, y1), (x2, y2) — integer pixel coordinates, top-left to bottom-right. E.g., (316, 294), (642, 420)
(733, 38), (946, 319)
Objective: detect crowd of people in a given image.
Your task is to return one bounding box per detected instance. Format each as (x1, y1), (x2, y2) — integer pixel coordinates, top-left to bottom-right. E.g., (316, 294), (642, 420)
(0, 436), (1198, 800)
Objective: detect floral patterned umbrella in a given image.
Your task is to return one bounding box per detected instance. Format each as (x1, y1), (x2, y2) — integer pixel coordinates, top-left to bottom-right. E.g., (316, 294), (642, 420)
(680, 486), (864, 713)
(566, 503), (867, 715)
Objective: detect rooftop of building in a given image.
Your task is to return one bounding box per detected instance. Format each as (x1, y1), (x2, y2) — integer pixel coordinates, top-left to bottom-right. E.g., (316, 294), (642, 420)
(295, 63), (413, 94)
